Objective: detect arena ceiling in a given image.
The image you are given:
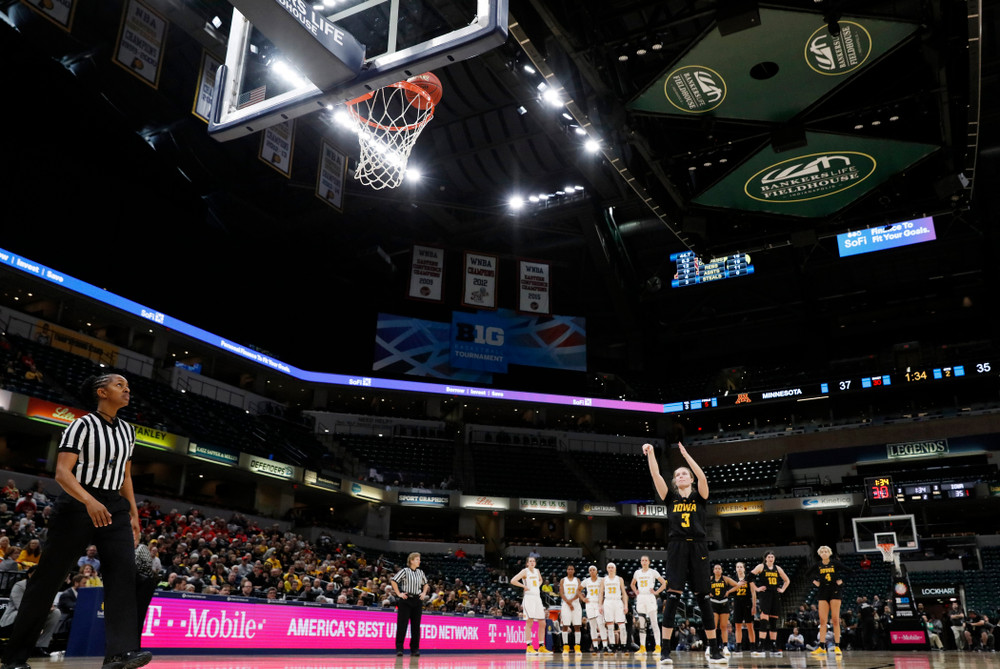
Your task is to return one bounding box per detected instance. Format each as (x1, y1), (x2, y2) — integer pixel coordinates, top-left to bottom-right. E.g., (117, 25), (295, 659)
(2, 0), (999, 394)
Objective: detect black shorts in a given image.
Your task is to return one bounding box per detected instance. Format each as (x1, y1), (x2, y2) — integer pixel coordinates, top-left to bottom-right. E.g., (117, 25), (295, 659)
(664, 539), (710, 591)
(757, 590), (781, 617)
(815, 585), (842, 602)
(732, 598), (754, 624)
(711, 601), (730, 615)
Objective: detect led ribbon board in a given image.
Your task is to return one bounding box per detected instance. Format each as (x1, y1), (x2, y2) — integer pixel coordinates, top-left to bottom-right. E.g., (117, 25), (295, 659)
(836, 216), (936, 257)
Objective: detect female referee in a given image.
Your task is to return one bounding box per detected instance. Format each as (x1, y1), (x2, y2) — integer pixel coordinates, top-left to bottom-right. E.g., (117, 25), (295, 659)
(0, 374), (151, 669)
(643, 442), (727, 665)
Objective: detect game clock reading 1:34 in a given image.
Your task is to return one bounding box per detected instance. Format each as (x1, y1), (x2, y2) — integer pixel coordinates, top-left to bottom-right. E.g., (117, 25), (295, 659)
(865, 476), (894, 503)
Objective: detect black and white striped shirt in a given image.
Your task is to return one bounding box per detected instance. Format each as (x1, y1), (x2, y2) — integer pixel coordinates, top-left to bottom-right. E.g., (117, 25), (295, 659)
(59, 413), (135, 491)
(392, 567), (427, 596)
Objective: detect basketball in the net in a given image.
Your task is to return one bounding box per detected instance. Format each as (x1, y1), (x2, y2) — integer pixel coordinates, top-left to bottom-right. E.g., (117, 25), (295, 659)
(404, 72), (443, 110)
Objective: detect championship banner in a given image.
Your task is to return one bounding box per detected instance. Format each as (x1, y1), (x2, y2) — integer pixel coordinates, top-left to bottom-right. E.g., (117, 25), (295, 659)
(316, 141), (347, 211)
(462, 252), (498, 310)
(259, 120), (295, 177)
(137, 592), (528, 652)
(373, 313), (493, 383)
(23, 0), (78, 31)
(517, 260), (551, 315)
(408, 245), (445, 302)
(450, 311), (509, 373)
(114, 0), (169, 89)
(192, 50), (223, 123)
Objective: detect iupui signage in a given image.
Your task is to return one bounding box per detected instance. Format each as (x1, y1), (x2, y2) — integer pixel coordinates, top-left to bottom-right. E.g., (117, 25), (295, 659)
(634, 504), (668, 517)
(887, 439), (949, 460)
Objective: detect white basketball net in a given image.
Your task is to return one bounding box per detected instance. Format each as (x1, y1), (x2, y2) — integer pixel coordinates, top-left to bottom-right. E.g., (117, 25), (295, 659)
(347, 81), (435, 190)
(877, 542), (896, 563)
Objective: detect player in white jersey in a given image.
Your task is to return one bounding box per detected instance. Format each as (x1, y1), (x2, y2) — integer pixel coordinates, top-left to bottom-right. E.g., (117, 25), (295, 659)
(631, 555), (667, 655)
(559, 564), (584, 654)
(582, 565), (610, 652)
(599, 562), (629, 651)
(512, 556), (552, 654)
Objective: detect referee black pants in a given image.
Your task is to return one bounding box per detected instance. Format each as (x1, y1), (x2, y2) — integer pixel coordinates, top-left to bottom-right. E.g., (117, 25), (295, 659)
(395, 597), (423, 652)
(2, 489), (139, 664)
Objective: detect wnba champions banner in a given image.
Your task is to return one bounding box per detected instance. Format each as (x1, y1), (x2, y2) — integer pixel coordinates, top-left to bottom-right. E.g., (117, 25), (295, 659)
(408, 245), (445, 302)
(518, 260), (551, 315)
(462, 252), (498, 310)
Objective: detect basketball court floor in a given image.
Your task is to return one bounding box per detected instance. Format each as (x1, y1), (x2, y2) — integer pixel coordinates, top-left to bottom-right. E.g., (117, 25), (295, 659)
(19, 651), (999, 669)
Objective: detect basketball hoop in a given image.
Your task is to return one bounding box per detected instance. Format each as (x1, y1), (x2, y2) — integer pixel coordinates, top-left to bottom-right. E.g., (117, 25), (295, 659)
(877, 542), (896, 563)
(345, 80), (436, 189)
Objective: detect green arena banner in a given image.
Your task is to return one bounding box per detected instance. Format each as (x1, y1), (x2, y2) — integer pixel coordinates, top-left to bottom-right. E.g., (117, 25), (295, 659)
(693, 133), (938, 217)
(629, 8), (917, 122)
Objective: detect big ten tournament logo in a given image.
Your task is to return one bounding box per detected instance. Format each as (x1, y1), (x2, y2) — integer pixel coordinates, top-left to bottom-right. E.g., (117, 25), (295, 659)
(805, 22), (872, 75)
(744, 152), (876, 203)
(664, 66), (726, 113)
(455, 322), (505, 347)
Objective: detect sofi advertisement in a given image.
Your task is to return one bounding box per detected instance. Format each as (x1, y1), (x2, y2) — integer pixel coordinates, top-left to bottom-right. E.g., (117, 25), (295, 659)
(141, 593), (526, 652)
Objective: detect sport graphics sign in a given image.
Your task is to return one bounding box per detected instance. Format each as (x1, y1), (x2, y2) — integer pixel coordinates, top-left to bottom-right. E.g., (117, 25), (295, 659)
(138, 592), (527, 651)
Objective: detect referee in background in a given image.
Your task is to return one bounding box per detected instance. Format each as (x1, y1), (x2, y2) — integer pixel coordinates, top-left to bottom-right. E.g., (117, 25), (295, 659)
(0, 374), (151, 669)
(391, 552), (429, 656)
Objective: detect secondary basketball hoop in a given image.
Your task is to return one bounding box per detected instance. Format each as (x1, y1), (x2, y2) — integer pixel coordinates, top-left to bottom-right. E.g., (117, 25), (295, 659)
(345, 78), (438, 189)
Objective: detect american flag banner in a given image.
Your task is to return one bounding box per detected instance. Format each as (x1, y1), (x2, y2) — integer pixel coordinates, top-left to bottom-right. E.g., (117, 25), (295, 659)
(237, 85), (266, 109)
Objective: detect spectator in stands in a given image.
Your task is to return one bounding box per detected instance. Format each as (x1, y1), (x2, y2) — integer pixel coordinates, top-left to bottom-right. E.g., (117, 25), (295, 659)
(785, 627), (805, 651)
(923, 614), (944, 650)
(0, 547), (20, 572)
(23, 363), (43, 383)
(0, 503), (14, 527)
(77, 545), (101, 573)
(57, 574), (87, 635)
(529, 547), (541, 559)
(2, 480), (20, 503)
(265, 586), (280, 600)
(80, 563), (102, 588)
(0, 566), (61, 658)
(16, 539), (41, 568)
(13, 493), (35, 516)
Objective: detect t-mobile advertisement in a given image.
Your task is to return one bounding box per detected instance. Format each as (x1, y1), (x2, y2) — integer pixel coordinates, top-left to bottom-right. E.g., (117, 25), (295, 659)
(141, 593), (526, 653)
(889, 630), (926, 645)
